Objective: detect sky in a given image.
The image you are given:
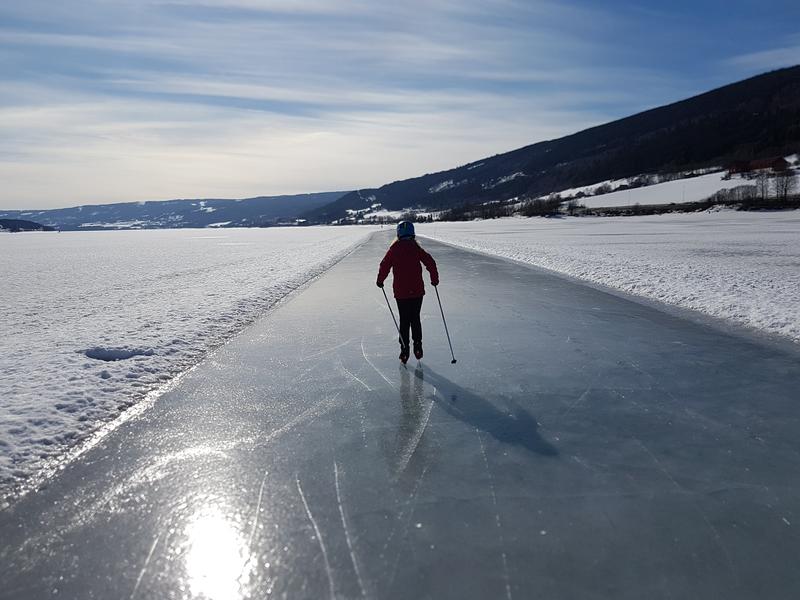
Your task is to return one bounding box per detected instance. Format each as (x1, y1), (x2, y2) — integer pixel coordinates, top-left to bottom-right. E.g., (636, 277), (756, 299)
(1, 0), (799, 209)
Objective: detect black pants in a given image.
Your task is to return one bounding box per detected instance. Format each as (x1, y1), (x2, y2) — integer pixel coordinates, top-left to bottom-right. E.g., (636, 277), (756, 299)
(396, 296), (423, 349)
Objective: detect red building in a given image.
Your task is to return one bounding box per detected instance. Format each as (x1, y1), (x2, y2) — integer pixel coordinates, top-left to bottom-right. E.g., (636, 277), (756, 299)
(727, 157), (790, 175)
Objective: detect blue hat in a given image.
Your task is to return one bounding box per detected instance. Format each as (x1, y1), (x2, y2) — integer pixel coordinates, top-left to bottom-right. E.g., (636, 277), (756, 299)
(396, 221), (415, 239)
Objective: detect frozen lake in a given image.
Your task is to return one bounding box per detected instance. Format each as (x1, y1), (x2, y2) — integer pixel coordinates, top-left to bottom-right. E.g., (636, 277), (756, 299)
(0, 226), (374, 499)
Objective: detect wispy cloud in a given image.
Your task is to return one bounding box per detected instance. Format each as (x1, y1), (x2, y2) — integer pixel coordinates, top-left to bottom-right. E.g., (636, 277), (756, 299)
(0, 77), (607, 206)
(727, 39), (800, 72)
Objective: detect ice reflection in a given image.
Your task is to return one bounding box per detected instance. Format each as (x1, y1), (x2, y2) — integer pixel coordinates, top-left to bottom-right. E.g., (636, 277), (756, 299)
(184, 506), (252, 600)
(392, 364), (431, 478)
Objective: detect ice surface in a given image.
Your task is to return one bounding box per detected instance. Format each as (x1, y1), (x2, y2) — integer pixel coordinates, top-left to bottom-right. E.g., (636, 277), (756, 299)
(3, 233), (799, 598)
(418, 211), (800, 343)
(0, 226), (373, 497)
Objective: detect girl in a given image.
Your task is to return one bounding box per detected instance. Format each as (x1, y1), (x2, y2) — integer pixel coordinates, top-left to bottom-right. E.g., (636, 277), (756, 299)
(376, 221), (439, 363)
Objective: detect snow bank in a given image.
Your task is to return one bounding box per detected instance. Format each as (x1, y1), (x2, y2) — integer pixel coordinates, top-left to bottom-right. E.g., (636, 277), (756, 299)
(0, 226), (373, 499)
(418, 212), (800, 343)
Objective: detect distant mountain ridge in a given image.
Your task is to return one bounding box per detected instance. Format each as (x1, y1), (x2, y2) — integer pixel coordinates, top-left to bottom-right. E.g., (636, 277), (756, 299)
(0, 192), (346, 231)
(306, 65), (800, 222)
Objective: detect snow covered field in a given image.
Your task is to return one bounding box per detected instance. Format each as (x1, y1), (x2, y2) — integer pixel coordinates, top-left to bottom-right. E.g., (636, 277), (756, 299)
(0, 226), (373, 498)
(418, 211), (800, 343)
(548, 170), (798, 208)
(570, 172), (752, 208)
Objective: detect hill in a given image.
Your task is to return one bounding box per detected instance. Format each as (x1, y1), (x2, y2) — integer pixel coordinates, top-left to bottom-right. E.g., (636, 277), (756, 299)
(306, 66), (800, 223)
(0, 192), (346, 231)
(0, 218), (55, 232)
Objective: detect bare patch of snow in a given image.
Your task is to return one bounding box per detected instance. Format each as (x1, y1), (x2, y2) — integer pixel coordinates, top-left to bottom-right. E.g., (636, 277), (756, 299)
(429, 180), (454, 193)
(483, 172), (526, 189)
(429, 179), (467, 194)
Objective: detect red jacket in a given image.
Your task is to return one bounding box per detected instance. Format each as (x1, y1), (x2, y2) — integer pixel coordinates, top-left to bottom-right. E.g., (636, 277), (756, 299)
(377, 239), (439, 299)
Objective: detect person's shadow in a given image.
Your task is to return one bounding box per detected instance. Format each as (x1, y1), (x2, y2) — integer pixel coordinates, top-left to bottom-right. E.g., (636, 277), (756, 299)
(418, 366), (558, 457)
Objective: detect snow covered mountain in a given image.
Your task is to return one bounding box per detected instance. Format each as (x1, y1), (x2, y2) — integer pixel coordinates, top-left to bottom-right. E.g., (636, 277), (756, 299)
(0, 192), (346, 231)
(306, 65), (800, 223)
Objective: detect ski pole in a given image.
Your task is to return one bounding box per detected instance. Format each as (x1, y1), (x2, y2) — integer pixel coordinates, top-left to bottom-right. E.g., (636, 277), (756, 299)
(381, 287), (402, 344)
(434, 286), (457, 364)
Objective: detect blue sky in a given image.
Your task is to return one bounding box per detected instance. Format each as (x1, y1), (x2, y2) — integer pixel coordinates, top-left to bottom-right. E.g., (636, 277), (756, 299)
(1, 0), (798, 209)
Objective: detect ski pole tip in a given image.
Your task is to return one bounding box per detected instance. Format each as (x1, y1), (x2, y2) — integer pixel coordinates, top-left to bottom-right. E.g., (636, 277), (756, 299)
(451, 359), (457, 364)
